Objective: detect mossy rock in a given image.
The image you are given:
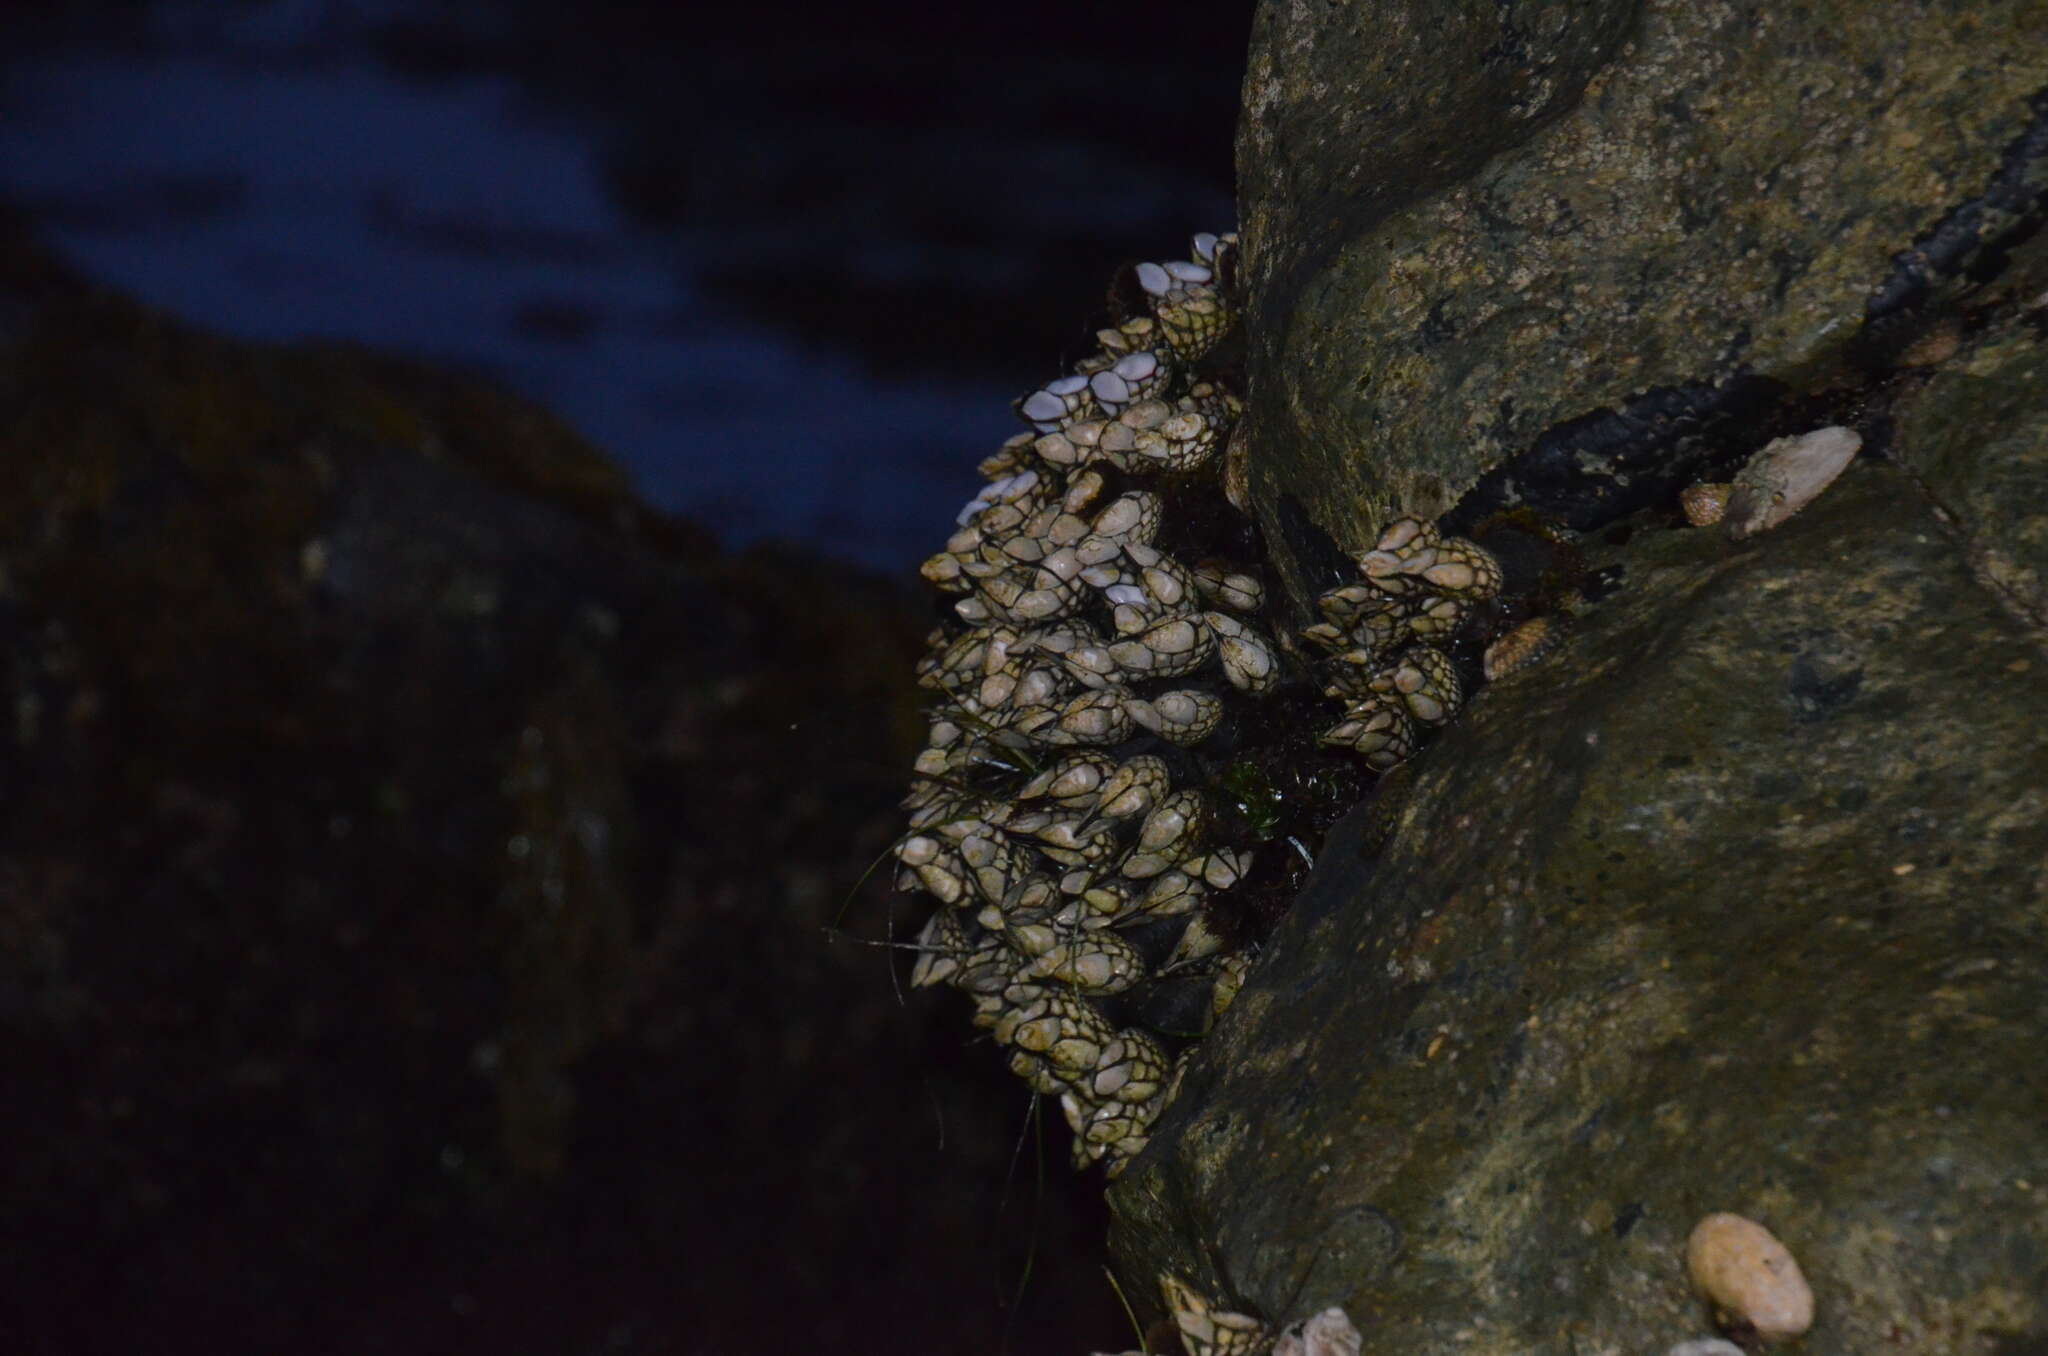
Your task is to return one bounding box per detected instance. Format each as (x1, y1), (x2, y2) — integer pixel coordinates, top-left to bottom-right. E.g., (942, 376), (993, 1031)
(1234, 0), (2048, 599)
(1107, 3), (2048, 1350)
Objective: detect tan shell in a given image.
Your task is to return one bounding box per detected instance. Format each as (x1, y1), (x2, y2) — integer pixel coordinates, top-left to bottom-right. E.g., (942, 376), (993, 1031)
(1725, 426), (1862, 540)
(1680, 481), (1732, 526)
(1685, 1212), (1814, 1342)
(1483, 615), (1566, 681)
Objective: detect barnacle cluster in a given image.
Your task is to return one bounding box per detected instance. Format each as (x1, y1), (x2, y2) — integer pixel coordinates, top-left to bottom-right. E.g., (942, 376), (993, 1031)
(897, 232), (1505, 1176)
(1302, 516), (1502, 764)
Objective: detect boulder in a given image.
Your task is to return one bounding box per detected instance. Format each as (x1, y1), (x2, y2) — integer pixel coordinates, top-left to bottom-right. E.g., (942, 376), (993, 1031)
(1109, 3), (2048, 1351)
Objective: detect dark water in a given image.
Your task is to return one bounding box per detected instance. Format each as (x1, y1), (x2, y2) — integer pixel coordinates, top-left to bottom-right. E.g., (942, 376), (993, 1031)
(0, 0), (1244, 571)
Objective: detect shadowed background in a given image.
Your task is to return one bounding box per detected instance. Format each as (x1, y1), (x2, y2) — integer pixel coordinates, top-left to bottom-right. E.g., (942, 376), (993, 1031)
(0, 1), (1248, 1351)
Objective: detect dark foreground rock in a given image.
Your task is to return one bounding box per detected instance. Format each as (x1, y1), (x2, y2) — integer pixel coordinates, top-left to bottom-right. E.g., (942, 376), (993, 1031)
(1110, 3), (2048, 1353)
(0, 212), (1118, 1355)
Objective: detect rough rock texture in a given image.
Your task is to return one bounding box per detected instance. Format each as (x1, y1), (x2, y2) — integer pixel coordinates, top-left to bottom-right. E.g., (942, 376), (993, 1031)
(1891, 285), (2048, 632)
(0, 212), (1119, 1355)
(1234, 0), (2048, 597)
(1112, 461), (2048, 1353)
(1109, 3), (2048, 1352)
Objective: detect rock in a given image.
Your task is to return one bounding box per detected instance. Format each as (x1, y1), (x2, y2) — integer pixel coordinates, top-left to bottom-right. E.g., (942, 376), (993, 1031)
(1665, 1341), (1745, 1356)
(1686, 1213), (1814, 1342)
(1232, 0), (2048, 597)
(1109, 460), (2048, 1347)
(1102, 3), (2048, 1348)
(0, 210), (1118, 1353)
(1889, 294), (2048, 631)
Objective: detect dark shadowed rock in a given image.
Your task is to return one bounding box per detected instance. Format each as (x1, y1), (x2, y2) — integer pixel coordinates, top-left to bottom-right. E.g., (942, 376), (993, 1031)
(0, 209), (1118, 1355)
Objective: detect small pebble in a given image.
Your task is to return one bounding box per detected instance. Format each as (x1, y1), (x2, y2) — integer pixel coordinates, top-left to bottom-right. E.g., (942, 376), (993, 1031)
(1666, 1340), (1746, 1356)
(1679, 481), (1731, 527)
(1686, 1212), (1814, 1343)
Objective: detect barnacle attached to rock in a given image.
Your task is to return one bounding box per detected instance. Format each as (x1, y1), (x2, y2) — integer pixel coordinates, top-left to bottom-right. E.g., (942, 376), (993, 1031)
(1483, 614), (1568, 680)
(1679, 480), (1733, 527)
(1724, 425), (1862, 540)
(1160, 1275), (1274, 1356)
(901, 232), (1308, 1175)
(902, 234), (1535, 1179)
(1304, 516), (1500, 762)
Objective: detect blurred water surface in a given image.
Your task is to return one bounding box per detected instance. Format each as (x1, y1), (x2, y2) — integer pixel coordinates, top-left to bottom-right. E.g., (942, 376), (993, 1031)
(0, 0), (1242, 570)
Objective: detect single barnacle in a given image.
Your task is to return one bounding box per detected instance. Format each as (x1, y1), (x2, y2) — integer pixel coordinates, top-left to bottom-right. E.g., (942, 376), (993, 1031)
(1165, 914), (1229, 971)
(1089, 347), (1177, 413)
(1097, 754), (1173, 821)
(1127, 688), (1226, 746)
(1209, 948), (1252, 1024)
(1029, 813), (1127, 869)
(1193, 558), (1266, 613)
(1484, 614), (1568, 680)
(1108, 613), (1216, 678)
(1018, 372), (1099, 431)
(1418, 535), (1502, 598)
(1048, 688), (1138, 746)
(957, 829), (1022, 905)
(1160, 1275), (1274, 1356)
(1368, 645), (1464, 725)
(1091, 491), (1164, 547)
(1319, 698), (1416, 771)
(1135, 247), (1239, 364)
(1140, 868), (1207, 919)
(1019, 929), (1146, 994)
(908, 908), (972, 988)
(1320, 647), (1387, 701)
(1680, 481), (1732, 526)
(896, 833), (967, 906)
(1402, 592), (1469, 640)
(1207, 610), (1279, 694)
(1353, 516), (1441, 594)
(1016, 751), (1117, 810)
(1122, 789), (1211, 879)
(1194, 845), (1252, 890)
(1312, 584), (1404, 657)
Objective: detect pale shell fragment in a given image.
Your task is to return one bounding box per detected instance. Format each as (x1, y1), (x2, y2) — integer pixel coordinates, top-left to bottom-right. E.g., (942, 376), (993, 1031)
(1685, 1212), (1814, 1343)
(1724, 426), (1861, 541)
(1272, 1307), (1363, 1356)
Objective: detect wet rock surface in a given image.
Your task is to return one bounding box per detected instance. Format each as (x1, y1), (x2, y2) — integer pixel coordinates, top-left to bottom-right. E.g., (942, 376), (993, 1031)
(1109, 3), (2048, 1351)
(0, 212), (1118, 1354)
(1234, 0), (2048, 595)
(1112, 460), (2048, 1352)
